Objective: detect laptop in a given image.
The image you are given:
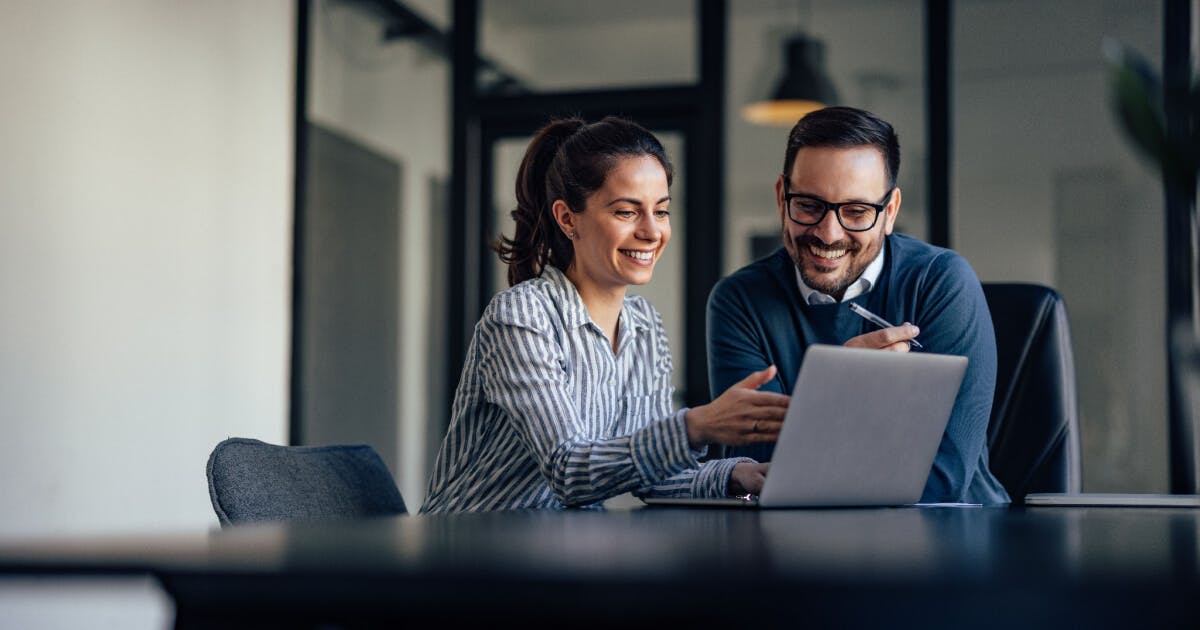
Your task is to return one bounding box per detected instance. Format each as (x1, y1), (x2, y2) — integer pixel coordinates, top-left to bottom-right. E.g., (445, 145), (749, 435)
(643, 344), (968, 508)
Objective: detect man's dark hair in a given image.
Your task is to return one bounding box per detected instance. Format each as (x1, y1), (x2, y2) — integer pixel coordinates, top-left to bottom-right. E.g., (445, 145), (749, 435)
(781, 106), (900, 190)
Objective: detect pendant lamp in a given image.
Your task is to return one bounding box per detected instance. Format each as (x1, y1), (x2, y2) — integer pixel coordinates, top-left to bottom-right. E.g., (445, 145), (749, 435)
(742, 35), (839, 126)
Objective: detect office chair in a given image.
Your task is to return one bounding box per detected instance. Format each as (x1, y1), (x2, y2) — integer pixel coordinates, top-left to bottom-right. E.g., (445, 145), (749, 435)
(206, 437), (407, 527)
(982, 283), (1082, 500)
(1171, 321), (1200, 494)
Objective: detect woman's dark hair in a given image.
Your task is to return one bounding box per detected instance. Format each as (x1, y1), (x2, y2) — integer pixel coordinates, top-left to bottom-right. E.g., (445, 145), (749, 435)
(782, 106), (900, 190)
(494, 115), (673, 286)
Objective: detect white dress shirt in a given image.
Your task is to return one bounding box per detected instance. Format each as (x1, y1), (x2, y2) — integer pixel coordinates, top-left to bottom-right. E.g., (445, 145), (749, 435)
(795, 245), (886, 305)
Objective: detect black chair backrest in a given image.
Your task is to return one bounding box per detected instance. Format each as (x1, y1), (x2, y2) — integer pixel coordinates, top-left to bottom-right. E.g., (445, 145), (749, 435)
(983, 283), (1082, 499)
(206, 437), (407, 527)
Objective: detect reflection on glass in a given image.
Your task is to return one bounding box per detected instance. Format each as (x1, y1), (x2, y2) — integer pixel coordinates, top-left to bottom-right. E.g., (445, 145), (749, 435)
(726, 0), (927, 275)
(478, 0), (696, 93)
(953, 0), (1166, 492)
(758, 509), (942, 578)
(308, 0), (452, 508)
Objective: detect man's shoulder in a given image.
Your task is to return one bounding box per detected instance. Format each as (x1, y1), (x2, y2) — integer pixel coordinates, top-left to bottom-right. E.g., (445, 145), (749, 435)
(712, 247), (791, 300)
(886, 234), (991, 332)
(888, 233), (977, 281)
(890, 232), (951, 262)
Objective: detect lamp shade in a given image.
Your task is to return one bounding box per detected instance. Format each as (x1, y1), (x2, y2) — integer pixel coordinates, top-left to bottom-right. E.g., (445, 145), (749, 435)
(743, 35), (839, 126)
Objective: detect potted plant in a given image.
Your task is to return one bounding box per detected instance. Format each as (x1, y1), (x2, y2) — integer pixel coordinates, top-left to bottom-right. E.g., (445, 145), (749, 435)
(1106, 39), (1199, 494)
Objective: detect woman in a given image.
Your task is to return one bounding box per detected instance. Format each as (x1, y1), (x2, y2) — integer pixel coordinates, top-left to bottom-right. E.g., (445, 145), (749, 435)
(421, 116), (789, 513)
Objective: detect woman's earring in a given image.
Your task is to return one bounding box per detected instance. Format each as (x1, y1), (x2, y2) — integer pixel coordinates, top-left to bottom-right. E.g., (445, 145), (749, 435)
(567, 231), (577, 239)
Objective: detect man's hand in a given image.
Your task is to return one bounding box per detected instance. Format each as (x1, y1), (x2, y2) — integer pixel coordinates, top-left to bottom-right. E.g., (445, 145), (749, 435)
(845, 323), (919, 352)
(728, 462), (769, 496)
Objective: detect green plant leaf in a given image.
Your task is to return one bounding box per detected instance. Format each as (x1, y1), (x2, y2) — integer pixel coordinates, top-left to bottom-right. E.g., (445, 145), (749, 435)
(1105, 39), (1200, 195)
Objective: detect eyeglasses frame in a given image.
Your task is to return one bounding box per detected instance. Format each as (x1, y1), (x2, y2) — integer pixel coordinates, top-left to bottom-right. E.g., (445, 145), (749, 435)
(781, 178), (896, 233)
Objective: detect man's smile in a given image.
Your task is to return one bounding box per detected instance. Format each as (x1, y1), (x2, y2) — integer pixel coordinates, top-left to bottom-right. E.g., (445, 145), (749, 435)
(808, 243), (848, 260)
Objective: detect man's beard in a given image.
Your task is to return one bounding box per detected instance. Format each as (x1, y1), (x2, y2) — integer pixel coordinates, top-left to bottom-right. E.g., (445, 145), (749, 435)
(787, 232), (875, 299)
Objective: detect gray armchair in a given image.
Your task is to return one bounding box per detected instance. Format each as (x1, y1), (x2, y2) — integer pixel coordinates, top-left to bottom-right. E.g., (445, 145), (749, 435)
(206, 437), (407, 527)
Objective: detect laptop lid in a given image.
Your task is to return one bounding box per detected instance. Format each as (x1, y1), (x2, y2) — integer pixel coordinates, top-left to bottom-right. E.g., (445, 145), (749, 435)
(756, 345), (967, 508)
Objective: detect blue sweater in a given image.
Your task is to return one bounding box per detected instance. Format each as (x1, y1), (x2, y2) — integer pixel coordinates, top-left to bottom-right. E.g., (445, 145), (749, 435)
(707, 234), (1010, 505)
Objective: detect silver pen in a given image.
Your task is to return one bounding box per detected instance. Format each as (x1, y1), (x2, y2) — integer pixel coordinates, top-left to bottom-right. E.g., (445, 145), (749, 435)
(847, 302), (924, 349)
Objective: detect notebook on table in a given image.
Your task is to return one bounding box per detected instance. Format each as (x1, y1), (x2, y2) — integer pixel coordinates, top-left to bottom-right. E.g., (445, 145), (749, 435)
(642, 344), (968, 509)
(1024, 493), (1200, 507)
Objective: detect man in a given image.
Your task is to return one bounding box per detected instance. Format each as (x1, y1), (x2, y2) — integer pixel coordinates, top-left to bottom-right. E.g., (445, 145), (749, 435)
(707, 106), (1009, 505)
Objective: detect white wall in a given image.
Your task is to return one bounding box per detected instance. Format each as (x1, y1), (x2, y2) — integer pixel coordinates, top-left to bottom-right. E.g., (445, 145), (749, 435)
(0, 1), (294, 535)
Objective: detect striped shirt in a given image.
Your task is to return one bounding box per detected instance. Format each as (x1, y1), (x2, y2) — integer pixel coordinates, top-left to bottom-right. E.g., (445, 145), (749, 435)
(421, 265), (748, 513)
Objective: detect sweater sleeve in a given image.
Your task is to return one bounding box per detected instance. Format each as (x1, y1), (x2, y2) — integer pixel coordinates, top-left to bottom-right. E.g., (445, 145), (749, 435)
(707, 277), (786, 398)
(707, 272), (791, 463)
(914, 252), (999, 503)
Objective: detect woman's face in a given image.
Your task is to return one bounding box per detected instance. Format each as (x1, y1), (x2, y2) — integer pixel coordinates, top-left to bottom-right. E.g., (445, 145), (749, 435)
(555, 155), (671, 292)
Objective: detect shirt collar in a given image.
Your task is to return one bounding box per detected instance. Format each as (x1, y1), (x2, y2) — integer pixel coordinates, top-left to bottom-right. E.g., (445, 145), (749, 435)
(540, 265), (591, 329)
(539, 265), (651, 334)
(621, 296), (653, 333)
(795, 241), (886, 305)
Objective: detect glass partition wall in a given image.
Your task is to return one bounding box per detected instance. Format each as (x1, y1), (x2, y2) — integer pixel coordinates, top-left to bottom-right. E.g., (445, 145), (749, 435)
(479, 0), (697, 93)
(294, 0), (1184, 508)
(301, 0), (452, 506)
(953, 0), (1166, 492)
(725, 0), (927, 273)
(449, 0), (726, 424)
(731, 0), (1172, 493)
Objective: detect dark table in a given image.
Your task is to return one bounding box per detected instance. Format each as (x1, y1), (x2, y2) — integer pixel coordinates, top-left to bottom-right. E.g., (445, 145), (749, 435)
(2, 506), (1198, 628)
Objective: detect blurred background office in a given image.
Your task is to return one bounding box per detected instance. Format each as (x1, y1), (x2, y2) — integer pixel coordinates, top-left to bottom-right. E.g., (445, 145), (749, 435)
(0, 0), (1193, 543)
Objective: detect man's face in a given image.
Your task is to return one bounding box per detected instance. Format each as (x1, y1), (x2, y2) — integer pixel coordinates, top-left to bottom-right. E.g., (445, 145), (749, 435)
(776, 146), (900, 301)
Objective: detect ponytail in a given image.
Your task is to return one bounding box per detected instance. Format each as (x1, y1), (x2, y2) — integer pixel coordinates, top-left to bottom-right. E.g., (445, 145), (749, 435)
(494, 115), (674, 286)
(494, 118), (585, 286)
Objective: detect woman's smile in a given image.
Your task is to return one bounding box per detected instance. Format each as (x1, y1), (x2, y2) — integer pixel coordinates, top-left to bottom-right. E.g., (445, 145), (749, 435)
(619, 248), (656, 265)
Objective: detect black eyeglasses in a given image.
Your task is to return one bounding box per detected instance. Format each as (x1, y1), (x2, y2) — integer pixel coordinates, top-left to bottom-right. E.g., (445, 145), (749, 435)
(783, 181), (894, 232)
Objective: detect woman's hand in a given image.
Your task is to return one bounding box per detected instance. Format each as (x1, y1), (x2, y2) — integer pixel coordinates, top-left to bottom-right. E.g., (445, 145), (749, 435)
(684, 366), (790, 449)
(728, 462), (769, 496)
